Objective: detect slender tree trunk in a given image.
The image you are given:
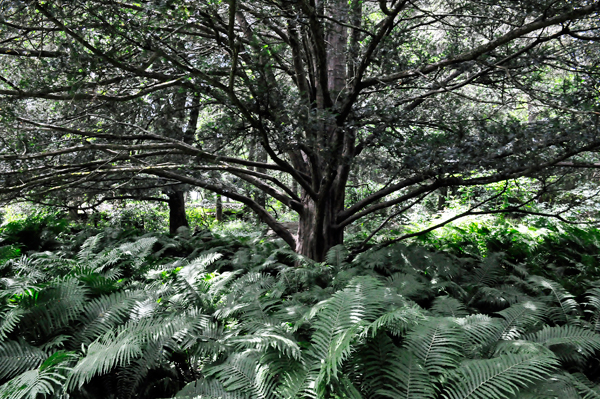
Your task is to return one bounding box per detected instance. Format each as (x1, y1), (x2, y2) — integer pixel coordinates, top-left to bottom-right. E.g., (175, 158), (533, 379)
(168, 190), (189, 234)
(216, 194), (223, 222)
(256, 147), (267, 211)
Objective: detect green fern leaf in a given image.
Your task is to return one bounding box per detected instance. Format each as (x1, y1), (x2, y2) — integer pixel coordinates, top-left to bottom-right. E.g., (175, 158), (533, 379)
(455, 315), (503, 356)
(366, 305), (426, 337)
(228, 329), (301, 360)
(0, 351), (74, 399)
(525, 325), (600, 359)
(206, 350), (276, 399)
(528, 276), (580, 323)
(495, 301), (546, 340)
(442, 353), (560, 399)
(351, 333), (397, 398)
(73, 290), (145, 345)
(516, 372), (582, 398)
(431, 296), (468, 317)
(568, 372), (600, 399)
(404, 318), (465, 374)
(18, 278), (88, 337)
(377, 348), (436, 399)
(471, 254), (503, 287)
(325, 245), (349, 268)
(584, 288), (600, 333)
(0, 308), (24, 340)
(176, 377), (243, 399)
(0, 340), (47, 380)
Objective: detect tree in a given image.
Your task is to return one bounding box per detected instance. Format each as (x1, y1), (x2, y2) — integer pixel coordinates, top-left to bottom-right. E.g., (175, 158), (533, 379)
(0, 0), (599, 260)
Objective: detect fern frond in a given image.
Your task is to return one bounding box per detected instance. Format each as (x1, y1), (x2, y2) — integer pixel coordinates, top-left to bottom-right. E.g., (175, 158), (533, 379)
(176, 377), (244, 399)
(475, 285), (530, 308)
(385, 273), (429, 300)
(0, 308), (24, 340)
(0, 276), (39, 301)
(584, 288), (600, 333)
(377, 348), (436, 399)
(116, 339), (164, 399)
(525, 325), (600, 359)
(517, 372), (582, 399)
(18, 278), (88, 338)
(495, 301), (546, 340)
(431, 296), (468, 317)
(275, 367), (312, 399)
(0, 340), (47, 380)
(77, 233), (105, 261)
(365, 305), (426, 337)
(493, 340), (554, 357)
(308, 284), (367, 362)
(325, 245), (349, 268)
(442, 353), (560, 399)
(528, 276), (580, 323)
(471, 254), (503, 287)
(455, 314), (503, 356)
(404, 318), (465, 374)
(74, 290), (145, 345)
(206, 350), (276, 399)
(568, 372), (600, 399)
(0, 351), (74, 399)
(351, 333), (397, 398)
(227, 329), (301, 360)
(117, 237), (158, 268)
(318, 323), (362, 386)
(67, 316), (189, 390)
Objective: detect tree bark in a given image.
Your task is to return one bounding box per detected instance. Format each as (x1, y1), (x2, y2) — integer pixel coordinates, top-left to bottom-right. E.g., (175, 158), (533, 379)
(296, 187), (345, 261)
(167, 190), (189, 235)
(216, 194), (223, 222)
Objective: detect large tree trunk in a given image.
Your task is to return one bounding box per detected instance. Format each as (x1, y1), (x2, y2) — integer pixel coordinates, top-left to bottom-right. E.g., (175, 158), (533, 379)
(167, 190), (189, 234)
(296, 187), (345, 261)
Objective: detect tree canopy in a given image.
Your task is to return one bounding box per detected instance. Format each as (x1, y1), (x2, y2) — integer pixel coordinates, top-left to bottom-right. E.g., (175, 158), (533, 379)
(0, 0), (599, 260)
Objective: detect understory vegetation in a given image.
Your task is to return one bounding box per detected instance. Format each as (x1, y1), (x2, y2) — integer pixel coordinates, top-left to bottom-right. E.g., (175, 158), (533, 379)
(2, 210), (600, 399)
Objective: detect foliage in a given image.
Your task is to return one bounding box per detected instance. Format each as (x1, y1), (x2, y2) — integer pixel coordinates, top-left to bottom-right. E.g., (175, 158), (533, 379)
(1, 218), (600, 398)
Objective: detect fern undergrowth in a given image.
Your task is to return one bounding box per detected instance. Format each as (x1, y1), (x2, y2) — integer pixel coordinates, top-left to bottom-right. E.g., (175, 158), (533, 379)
(2, 222), (600, 399)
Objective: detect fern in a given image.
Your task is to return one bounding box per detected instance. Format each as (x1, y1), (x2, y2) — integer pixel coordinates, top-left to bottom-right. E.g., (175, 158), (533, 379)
(584, 287), (600, 333)
(307, 286), (367, 387)
(177, 377), (243, 399)
(73, 290), (145, 345)
(495, 301), (546, 340)
(568, 372), (600, 399)
(0, 351), (74, 399)
(350, 333), (397, 398)
(431, 296), (469, 317)
(528, 276), (580, 323)
(66, 316), (190, 390)
(0, 339), (47, 380)
(325, 245), (349, 269)
(205, 350), (276, 399)
(377, 348), (437, 399)
(0, 308), (23, 340)
(18, 278), (88, 338)
(404, 318), (465, 374)
(525, 325), (600, 359)
(366, 305), (426, 337)
(471, 254), (503, 287)
(455, 314), (503, 356)
(442, 353), (560, 399)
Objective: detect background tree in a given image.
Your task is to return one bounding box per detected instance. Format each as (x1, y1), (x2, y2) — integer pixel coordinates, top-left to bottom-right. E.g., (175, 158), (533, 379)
(0, 0), (599, 260)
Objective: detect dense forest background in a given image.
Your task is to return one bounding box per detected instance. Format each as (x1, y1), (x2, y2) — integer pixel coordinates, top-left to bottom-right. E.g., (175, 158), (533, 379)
(1, 0), (600, 397)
